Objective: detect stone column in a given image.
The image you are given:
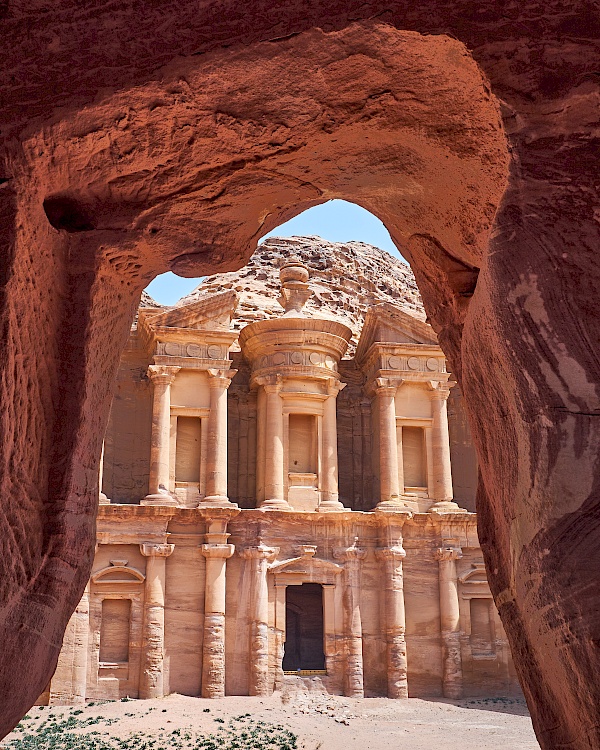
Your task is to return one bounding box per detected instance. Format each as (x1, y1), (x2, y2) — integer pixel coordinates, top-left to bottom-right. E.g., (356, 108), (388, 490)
(200, 532), (234, 697)
(435, 544), (463, 699)
(429, 383), (458, 510)
(375, 544), (408, 698)
(260, 376), (290, 509)
(334, 540), (367, 697)
(374, 378), (403, 510)
(200, 368), (237, 507)
(139, 542), (174, 699)
(319, 378), (346, 511)
(49, 586), (90, 705)
(98, 441), (110, 505)
(143, 365), (180, 505)
(255, 386), (266, 504)
(240, 542), (279, 695)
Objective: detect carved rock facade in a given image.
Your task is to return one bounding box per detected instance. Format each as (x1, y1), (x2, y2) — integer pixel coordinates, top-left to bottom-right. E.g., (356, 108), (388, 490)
(1, 7), (599, 748)
(42, 259), (520, 704)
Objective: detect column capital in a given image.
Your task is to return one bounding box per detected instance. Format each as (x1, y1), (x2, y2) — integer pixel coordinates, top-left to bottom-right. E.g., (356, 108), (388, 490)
(375, 545), (406, 562)
(200, 543), (235, 559)
(147, 364), (180, 385)
(207, 368), (237, 388)
(333, 538), (367, 562)
(373, 376), (403, 395)
(239, 542), (279, 561)
(140, 542), (175, 558)
(254, 373), (283, 393)
(435, 545), (462, 562)
(427, 380), (454, 400)
(325, 377), (346, 396)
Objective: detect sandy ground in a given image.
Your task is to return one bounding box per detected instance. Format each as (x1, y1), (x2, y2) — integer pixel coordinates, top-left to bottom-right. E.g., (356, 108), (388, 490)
(4, 691), (540, 749)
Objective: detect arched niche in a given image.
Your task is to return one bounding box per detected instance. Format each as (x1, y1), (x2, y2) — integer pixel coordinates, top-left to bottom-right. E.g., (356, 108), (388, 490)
(88, 563), (145, 701)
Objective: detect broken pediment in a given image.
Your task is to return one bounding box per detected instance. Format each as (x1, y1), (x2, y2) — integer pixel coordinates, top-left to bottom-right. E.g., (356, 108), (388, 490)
(458, 562), (488, 585)
(139, 290), (238, 336)
(356, 303), (438, 363)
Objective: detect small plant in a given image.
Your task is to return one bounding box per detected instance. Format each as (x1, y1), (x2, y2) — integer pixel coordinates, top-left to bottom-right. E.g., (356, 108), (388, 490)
(6, 711), (298, 750)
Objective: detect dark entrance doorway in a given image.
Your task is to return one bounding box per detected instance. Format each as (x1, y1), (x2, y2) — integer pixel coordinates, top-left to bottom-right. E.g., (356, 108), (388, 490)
(282, 583), (325, 672)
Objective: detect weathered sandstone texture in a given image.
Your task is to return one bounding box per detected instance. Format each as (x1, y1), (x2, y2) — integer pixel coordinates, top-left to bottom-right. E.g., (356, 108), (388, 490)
(167, 237), (475, 511)
(0, 6), (599, 749)
(45, 260), (517, 706)
(186, 236), (424, 354)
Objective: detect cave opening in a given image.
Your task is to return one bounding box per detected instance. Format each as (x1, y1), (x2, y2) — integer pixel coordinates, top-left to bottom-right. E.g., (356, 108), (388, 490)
(0, 20), (536, 748)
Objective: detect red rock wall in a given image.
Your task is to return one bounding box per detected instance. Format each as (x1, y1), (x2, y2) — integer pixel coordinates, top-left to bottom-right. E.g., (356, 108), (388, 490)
(448, 385), (479, 513)
(1, 6), (599, 748)
(103, 336), (154, 504)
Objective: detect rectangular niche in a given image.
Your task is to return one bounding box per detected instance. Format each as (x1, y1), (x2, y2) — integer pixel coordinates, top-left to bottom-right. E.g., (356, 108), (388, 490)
(99, 598), (131, 663)
(175, 416), (202, 483)
(288, 414), (317, 474)
(470, 598), (495, 656)
(402, 425), (427, 489)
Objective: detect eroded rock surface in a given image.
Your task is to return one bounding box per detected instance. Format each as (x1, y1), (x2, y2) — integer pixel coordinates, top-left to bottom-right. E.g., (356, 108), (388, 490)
(185, 236), (424, 354)
(0, 5), (599, 749)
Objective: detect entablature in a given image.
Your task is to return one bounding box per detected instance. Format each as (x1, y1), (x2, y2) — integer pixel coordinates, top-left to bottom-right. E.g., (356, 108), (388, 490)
(359, 343), (447, 386)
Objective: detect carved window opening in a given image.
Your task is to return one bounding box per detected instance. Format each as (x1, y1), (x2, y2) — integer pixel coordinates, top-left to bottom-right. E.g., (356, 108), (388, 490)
(402, 425), (427, 489)
(283, 583), (325, 673)
(99, 598), (131, 664)
(288, 414), (317, 474)
(470, 598), (495, 656)
(175, 416), (201, 484)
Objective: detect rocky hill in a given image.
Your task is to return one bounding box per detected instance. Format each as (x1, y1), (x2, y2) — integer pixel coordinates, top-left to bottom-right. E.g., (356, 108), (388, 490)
(178, 236), (424, 355)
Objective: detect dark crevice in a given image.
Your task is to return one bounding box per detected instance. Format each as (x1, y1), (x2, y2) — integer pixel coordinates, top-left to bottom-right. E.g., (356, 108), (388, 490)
(43, 195), (96, 233)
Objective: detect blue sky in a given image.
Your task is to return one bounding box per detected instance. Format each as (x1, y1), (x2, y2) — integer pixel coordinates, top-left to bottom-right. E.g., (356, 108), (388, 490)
(145, 200), (403, 305)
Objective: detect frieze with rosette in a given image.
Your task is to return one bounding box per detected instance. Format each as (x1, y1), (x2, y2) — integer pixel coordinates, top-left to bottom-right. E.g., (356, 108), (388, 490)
(252, 350), (339, 372)
(156, 341), (228, 360)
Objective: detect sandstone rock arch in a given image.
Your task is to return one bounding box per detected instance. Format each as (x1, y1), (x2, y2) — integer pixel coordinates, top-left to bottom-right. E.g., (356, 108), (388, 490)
(0, 5), (598, 749)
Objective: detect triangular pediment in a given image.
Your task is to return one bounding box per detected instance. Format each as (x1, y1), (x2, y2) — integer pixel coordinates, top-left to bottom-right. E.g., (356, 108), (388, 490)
(356, 303), (437, 362)
(270, 555), (342, 584)
(140, 290), (238, 333)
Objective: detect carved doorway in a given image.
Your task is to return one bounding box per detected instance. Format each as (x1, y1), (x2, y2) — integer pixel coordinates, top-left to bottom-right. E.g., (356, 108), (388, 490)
(283, 583), (325, 673)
